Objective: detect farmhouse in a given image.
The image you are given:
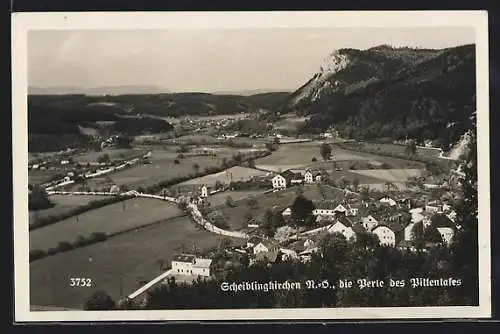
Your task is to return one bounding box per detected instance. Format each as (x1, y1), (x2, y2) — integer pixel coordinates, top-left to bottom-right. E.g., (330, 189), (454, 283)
(372, 225), (396, 247)
(404, 222), (416, 241)
(171, 254), (213, 277)
(253, 239), (280, 255)
(312, 201), (339, 216)
(171, 254), (196, 275)
(272, 174), (287, 190)
(247, 236), (262, 249)
(304, 170), (322, 184)
(192, 258), (213, 277)
(282, 207), (292, 217)
(328, 216), (355, 241)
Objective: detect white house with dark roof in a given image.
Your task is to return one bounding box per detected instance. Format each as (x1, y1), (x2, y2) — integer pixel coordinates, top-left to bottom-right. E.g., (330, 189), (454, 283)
(379, 196), (397, 206)
(171, 254), (196, 275)
(372, 225), (396, 247)
(327, 217), (356, 241)
(304, 171), (314, 183)
(253, 239), (280, 255)
(272, 174), (287, 190)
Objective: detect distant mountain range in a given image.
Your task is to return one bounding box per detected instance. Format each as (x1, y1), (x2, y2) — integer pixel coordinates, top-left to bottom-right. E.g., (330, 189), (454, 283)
(28, 85), (171, 96)
(28, 86), (292, 96)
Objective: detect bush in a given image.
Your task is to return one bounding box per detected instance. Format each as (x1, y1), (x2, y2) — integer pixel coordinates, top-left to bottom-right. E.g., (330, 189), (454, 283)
(88, 232), (108, 243)
(174, 159), (180, 164)
(311, 157), (317, 162)
(29, 249), (46, 262)
(47, 248), (57, 256)
(56, 241), (74, 252)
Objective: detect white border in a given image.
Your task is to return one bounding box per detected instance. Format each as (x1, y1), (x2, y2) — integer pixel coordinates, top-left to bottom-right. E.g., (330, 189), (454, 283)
(12, 11), (491, 322)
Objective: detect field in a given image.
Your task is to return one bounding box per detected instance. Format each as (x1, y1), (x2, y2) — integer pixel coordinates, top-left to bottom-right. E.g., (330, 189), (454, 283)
(178, 166), (271, 186)
(206, 190), (268, 207)
(74, 148), (145, 163)
(29, 197), (184, 252)
(29, 195), (110, 225)
(68, 149), (238, 191)
(255, 141), (369, 169)
(28, 170), (59, 185)
(30, 216), (245, 309)
(340, 141), (442, 159)
(349, 169), (423, 183)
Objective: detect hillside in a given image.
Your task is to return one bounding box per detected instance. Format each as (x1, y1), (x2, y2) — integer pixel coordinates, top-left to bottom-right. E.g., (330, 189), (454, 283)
(285, 44), (476, 151)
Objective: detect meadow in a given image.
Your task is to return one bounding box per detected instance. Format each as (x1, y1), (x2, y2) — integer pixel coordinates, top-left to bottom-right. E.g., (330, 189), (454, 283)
(28, 170), (59, 185)
(206, 190), (268, 207)
(29, 195), (110, 226)
(29, 216), (244, 309)
(178, 166), (270, 186)
(74, 148), (146, 163)
(29, 197), (184, 252)
(349, 169), (423, 183)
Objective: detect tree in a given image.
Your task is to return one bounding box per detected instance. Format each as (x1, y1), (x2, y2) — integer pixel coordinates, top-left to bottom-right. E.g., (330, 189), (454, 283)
(247, 195), (258, 209)
(352, 178), (360, 192)
(248, 158), (256, 168)
(291, 195), (315, 224)
(404, 140), (417, 157)
(192, 163), (200, 174)
(225, 195), (235, 207)
(450, 127), (478, 304)
(29, 185), (53, 211)
(384, 181), (397, 192)
(320, 143), (332, 161)
(84, 290), (116, 310)
(338, 176), (350, 189)
(115, 136), (133, 149)
(97, 153), (111, 163)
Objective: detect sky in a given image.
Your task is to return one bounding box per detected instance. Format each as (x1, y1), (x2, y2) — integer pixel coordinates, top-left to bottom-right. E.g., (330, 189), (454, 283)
(28, 27), (475, 93)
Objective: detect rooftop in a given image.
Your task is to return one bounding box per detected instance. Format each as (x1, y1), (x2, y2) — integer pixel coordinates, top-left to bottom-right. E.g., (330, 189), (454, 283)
(193, 258), (213, 268)
(172, 254), (196, 263)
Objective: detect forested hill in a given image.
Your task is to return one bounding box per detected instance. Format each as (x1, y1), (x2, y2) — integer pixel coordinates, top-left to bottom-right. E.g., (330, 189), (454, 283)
(285, 44), (476, 150)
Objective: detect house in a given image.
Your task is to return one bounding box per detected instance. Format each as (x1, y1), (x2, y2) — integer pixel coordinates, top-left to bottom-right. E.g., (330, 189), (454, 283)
(60, 160), (70, 165)
(247, 236), (262, 249)
(387, 221), (406, 246)
(404, 222), (416, 241)
(280, 248), (299, 261)
(109, 185), (120, 193)
(436, 227), (455, 246)
(398, 240), (418, 252)
(200, 185), (209, 198)
(447, 210), (457, 222)
(372, 225), (396, 247)
(282, 207), (292, 217)
(312, 201), (340, 216)
(333, 204), (348, 215)
(192, 258), (212, 277)
(379, 196), (397, 207)
(425, 204), (440, 213)
(171, 254), (196, 275)
(361, 215), (378, 232)
(315, 174), (322, 182)
(272, 174), (287, 190)
(345, 203), (359, 217)
(430, 213), (455, 229)
(255, 250), (281, 264)
(304, 171), (314, 183)
(328, 216), (356, 241)
(253, 239), (280, 255)
(290, 172), (304, 185)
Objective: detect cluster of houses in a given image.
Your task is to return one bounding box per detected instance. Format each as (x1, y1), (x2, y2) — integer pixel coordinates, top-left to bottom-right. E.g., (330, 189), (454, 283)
(280, 194), (458, 250)
(272, 169), (322, 190)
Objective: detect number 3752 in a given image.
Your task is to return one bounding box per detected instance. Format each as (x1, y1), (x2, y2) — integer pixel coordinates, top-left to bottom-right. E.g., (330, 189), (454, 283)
(69, 277), (92, 287)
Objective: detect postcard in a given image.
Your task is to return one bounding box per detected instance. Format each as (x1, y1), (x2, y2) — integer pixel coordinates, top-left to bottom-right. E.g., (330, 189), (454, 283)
(12, 10), (490, 322)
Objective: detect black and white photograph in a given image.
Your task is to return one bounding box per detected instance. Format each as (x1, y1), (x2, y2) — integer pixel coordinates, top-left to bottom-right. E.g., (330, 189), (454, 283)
(12, 11), (490, 321)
